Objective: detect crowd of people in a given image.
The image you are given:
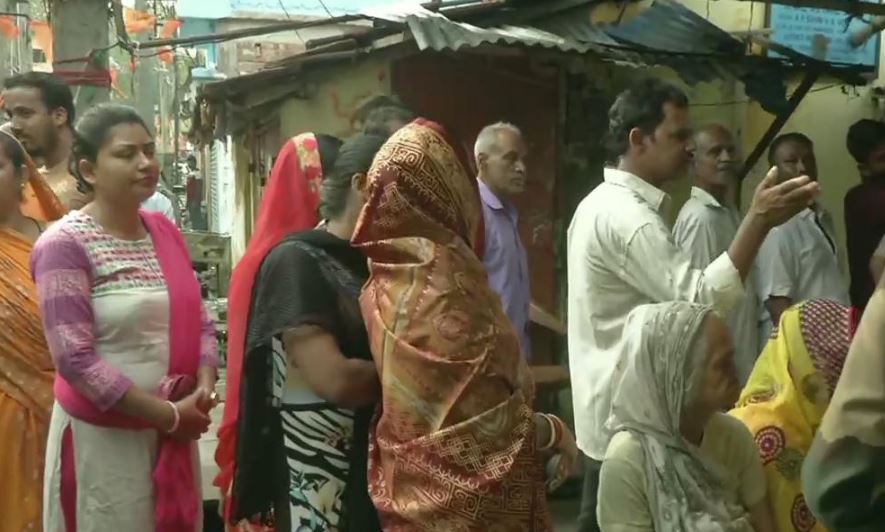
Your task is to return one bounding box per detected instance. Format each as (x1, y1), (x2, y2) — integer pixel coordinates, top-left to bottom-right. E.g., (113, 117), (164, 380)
(0, 70), (882, 532)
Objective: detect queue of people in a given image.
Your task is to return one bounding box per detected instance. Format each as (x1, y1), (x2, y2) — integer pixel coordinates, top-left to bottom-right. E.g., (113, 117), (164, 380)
(0, 68), (883, 532)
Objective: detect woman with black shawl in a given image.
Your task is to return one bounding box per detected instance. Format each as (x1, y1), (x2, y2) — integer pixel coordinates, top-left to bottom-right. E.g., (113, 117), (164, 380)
(229, 133), (387, 532)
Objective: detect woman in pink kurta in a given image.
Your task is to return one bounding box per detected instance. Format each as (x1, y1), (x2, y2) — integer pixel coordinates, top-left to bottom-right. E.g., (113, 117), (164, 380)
(31, 103), (218, 532)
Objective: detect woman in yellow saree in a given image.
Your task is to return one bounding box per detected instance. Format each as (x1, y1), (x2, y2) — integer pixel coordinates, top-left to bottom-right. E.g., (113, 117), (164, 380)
(0, 128), (63, 530)
(730, 299), (856, 532)
(352, 119), (576, 531)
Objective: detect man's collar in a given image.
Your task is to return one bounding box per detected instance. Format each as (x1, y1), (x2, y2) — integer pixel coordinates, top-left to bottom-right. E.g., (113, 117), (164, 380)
(689, 186), (725, 208)
(604, 167), (669, 213)
(792, 203), (828, 222)
(477, 178), (505, 210)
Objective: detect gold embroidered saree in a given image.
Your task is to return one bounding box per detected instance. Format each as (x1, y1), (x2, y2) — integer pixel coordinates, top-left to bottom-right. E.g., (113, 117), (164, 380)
(352, 119), (550, 531)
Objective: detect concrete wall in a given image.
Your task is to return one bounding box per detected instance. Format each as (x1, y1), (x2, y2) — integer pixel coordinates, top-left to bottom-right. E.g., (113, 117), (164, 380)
(211, 19), (360, 77)
(228, 53), (392, 261)
(277, 53), (393, 139)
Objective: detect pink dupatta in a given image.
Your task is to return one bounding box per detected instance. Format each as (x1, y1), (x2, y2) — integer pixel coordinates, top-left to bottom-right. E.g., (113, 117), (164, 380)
(54, 210), (203, 532)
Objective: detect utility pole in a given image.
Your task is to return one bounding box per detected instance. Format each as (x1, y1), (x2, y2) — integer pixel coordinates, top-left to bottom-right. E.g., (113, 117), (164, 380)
(51, 0), (110, 113)
(16, 0), (31, 74)
(0, 0), (11, 84)
(134, 0), (157, 129)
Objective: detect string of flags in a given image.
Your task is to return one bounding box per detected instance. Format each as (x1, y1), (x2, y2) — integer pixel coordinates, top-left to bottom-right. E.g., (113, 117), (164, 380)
(0, 7), (185, 91)
(0, 7), (184, 66)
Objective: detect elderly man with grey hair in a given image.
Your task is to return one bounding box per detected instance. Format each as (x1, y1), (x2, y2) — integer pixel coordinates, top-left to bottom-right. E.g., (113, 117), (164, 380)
(475, 121), (533, 359)
(673, 124), (761, 382)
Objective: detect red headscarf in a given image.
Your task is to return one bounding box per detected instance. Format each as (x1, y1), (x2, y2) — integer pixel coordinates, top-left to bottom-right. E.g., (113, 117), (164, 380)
(215, 133), (323, 516)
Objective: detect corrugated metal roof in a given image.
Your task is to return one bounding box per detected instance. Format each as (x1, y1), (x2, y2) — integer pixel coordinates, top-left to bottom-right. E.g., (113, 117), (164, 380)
(202, 0), (866, 111)
(367, 0), (792, 108)
(534, 1), (756, 82)
(367, 3), (593, 53)
(601, 1), (793, 112)
(604, 1), (743, 55)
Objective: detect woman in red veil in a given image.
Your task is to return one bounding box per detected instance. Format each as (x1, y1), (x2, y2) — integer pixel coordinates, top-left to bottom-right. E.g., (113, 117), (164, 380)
(215, 133), (341, 519)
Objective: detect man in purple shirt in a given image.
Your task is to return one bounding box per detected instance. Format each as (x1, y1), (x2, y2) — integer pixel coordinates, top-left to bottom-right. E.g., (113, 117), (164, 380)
(475, 122), (532, 359)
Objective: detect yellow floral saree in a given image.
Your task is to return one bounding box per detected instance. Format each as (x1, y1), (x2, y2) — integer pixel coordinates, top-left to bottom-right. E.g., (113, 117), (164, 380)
(730, 299), (855, 532)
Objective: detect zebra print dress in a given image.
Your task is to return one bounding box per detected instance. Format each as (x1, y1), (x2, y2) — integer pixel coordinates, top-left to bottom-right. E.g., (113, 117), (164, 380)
(236, 230), (380, 532)
(269, 336), (356, 530)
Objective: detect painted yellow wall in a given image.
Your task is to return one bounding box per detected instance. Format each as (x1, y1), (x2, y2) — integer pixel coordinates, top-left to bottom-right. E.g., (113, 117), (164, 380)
(741, 82), (882, 267)
(278, 54), (393, 140)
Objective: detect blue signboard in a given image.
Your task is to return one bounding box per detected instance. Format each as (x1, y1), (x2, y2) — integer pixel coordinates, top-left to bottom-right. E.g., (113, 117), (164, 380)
(770, 2), (881, 69)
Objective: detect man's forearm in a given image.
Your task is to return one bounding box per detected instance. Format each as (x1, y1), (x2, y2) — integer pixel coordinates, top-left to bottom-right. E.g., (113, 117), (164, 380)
(728, 213), (770, 282)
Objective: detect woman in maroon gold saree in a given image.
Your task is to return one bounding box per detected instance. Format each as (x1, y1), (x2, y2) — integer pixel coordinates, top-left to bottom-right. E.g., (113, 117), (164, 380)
(352, 119), (577, 531)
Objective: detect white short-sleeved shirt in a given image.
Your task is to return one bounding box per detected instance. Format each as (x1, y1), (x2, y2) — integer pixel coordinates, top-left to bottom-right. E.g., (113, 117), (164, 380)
(598, 413), (767, 531)
(567, 168), (745, 460)
(757, 206), (848, 334)
(673, 187), (761, 383)
(141, 191), (177, 225)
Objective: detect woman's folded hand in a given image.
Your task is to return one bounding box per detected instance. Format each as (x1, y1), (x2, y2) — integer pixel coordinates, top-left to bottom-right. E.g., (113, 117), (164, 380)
(551, 423), (579, 489)
(171, 391), (212, 440)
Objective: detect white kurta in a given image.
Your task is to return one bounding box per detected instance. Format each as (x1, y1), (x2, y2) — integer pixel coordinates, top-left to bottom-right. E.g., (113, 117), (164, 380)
(43, 288), (201, 532)
(673, 187), (761, 383)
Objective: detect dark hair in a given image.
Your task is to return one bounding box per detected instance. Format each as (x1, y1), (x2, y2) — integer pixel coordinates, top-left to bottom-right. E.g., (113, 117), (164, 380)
(363, 106), (415, 136)
(767, 132), (813, 165)
(319, 133), (388, 220)
(4, 72), (75, 126)
(355, 95), (407, 120)
(606, 79), (689, 161)
(847, 119), (885, 164)
(70, 103), (151, 193)
(316, 134), (343, 175)
(0, 132), (27, 176)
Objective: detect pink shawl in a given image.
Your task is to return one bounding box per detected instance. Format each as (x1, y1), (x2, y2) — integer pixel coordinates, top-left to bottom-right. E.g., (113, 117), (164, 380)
(54, 210), (203, 532)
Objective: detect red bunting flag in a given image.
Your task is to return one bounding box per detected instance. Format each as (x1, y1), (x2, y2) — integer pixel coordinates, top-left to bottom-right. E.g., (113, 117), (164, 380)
(124, 7), (155, 34)
(0, 16), (20, 39)
(157, 19), (183, 64)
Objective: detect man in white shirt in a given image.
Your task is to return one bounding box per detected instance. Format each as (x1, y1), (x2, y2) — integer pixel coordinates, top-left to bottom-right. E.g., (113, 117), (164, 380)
(141, 189), (177, 225)
(569, 79), (820, 531)
(673, 124), (760, 383)
(758, 133), (849, 336)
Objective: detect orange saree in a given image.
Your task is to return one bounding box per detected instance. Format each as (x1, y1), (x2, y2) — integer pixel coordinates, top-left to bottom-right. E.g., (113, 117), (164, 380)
(0, 227), (55, 531)
(0, 130), (61, 531)
(352, 119), (550, 531)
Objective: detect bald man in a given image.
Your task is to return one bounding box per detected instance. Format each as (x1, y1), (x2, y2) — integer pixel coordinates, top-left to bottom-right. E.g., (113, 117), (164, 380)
(673, 124), (761, 382)
(475, 122), (532, 359)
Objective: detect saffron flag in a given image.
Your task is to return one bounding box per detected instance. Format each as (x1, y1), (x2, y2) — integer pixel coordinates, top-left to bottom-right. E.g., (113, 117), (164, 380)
(0, 16), (20, 39)
(157, 19), (183, 64)
(29, 20), (53, 63)
(124, 7), (155, 34)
